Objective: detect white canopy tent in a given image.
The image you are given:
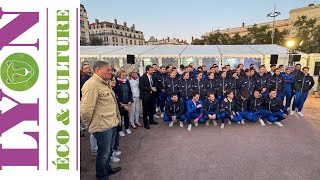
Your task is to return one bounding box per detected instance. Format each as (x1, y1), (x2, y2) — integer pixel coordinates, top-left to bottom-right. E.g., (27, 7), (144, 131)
(80, 44), (307, 73)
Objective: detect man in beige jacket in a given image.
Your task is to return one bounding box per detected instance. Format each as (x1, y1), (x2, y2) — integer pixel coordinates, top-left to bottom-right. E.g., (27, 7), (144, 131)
(81, 61), (121, 180)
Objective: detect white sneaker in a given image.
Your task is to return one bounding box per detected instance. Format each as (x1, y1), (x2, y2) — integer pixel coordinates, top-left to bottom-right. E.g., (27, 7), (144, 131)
(228, 120), (232, 125)
(205, 121), (210, 126)
(131, 123), (136, 129)
(187, 124), (192, 131)
(287, 107), (290, 111)
(241, 120), (245, 124)
(112, 150), (121, 156)
(126, 129), (131, 134)
(213, 120), (217, 126)
(290, 111), (295, 115)
(169, 121), (174, 127)
(119, 131), (125, 137)
(298, 112), (304, 116)
(135, 122), (142, 127)
(156, 107), (160, 112)
(160, 112), (164, 118)
(266, 121), (273, 125)
(237, 121), (240, 124)
(259, 118), (265, 126)
(153, 114), (160, 119)
(179, 121), (184, 127)
(274, 121), (283, 127)
(195, 122), (199, 127)
(111, 156), (120, 163)
(221, 123), (225, 129)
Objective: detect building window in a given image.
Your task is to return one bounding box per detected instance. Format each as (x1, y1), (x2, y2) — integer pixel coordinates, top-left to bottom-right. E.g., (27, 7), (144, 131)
(134, 35), (136, 39)
(103, 37), (106, 42)
(106, 37), (108, 41)
(80, 20), (84, 27)
(125, 33), (127, 37)
(120, 32), (123, 36)
(126, 39), (128, 44)
(130, 40), (132, 44)
(134, 40), (136, 45)
(121, 38), (123, 43)
(129, 34), (132, 38)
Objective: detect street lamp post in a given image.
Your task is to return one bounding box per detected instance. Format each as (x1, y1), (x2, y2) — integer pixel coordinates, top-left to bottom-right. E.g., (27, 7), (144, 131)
(267, 5), (281, 44)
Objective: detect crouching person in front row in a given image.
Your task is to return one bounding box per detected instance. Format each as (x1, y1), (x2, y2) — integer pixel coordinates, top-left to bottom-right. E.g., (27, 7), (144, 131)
(264, 89), (288, 127)
(234, 89), (254, 124)
(163, 92), (186, 127)
(203, 92), (220, 127)
(220, 90), (236, 129)
(186, 92), (204, 131)
(248, 88), (271, 126)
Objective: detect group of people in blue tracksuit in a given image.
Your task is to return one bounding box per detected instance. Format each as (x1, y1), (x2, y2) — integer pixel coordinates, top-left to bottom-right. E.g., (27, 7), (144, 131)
(153, 62), (315, 131)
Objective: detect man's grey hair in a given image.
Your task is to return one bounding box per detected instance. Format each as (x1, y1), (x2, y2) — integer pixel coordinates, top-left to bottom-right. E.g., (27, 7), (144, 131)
(93, 61), (110, 72)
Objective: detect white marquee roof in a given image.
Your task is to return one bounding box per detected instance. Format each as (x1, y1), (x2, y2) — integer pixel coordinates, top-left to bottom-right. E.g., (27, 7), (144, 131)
(80, 44), (305, 59)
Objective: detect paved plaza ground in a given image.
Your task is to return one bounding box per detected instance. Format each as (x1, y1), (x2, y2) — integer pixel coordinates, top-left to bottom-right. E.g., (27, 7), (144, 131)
(81, 95), (320, 180)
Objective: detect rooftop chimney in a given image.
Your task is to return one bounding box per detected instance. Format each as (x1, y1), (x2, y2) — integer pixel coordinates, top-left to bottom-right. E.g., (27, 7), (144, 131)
(114, 19), (117, 25)
(95, 19), (99, 24)
(242, 22), (245, 28)
(192, 36), (194, 41)
(167, 37), (169, 41)
(124, 22), (127, 27)
(132, 24), (135, 30)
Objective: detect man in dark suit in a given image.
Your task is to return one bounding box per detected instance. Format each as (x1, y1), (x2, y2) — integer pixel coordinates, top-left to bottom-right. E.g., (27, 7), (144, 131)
(139, 65), (159, 129)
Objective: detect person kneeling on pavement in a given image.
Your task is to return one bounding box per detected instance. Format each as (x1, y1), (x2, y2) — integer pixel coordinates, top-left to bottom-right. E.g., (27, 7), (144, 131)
(220, 89), (236, 129)
(163, 92), (186, 127)
(264, 88), (288, 127)
(248, 88), (271, 126)
(203, 92), (220, 127)
(234, 89), (254, 124)
(186, 92), (204, 131)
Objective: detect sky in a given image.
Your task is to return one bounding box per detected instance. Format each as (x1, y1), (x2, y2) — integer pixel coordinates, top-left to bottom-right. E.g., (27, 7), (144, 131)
(80, 0), (317, 43)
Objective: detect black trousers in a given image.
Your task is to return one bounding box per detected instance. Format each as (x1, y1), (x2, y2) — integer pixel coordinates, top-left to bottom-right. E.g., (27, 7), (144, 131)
(119, 107), (130, 130)
(142, 96), (155, 126)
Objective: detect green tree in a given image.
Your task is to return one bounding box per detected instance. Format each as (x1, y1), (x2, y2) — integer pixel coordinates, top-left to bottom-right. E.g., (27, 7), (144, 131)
(90, 36), (103, 46)
(80, 37), (88, 46)
(247, 24), (270, 44)
(230, 33), (244, 45)
(246, 24), (288, 45)
(191, 37), (205, 45)
(219, 33), (231, 44)
(272, 28), (289, 46)
(293, 15), (320, 53)
(312, 26), (320, 53)
(206, 32), (222, 44)
(204, 32), (231, 45)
